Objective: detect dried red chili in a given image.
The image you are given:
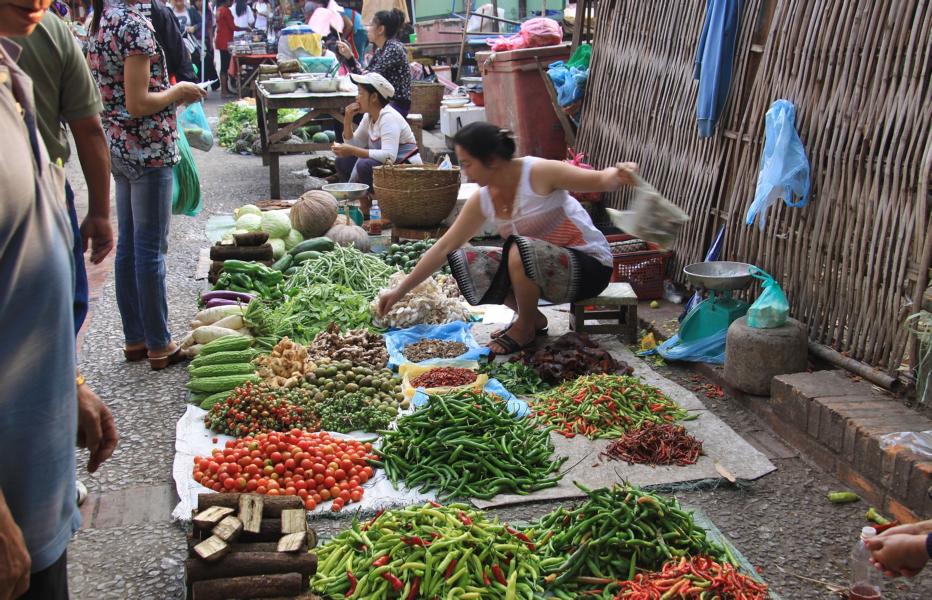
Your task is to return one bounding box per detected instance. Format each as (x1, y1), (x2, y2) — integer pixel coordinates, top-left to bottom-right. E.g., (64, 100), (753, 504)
(410, 367), (477, 388)
(601, 422), (702, 466)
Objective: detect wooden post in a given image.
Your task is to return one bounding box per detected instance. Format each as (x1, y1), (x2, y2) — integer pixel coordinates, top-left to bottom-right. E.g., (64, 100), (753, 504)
(455, 0), (472, 82)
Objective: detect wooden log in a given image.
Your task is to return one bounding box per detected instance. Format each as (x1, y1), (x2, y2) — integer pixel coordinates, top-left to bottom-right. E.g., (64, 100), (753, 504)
(280, 509), (306, 534)
(212, 516), (243, 543)
(193, 506), (235, 530)
(188, 533), (314, 555)
(233, 231), (270, 246)
(209, 243), (274, 261)
(198, 493), (302, 517)
(239, 495), (264, 534)
(193, 536), (230, 563)
(192, 573), (303, 600)
(185, 551), (317, 584)
(193, 518), (285, 543)
(277, 532), (306, 553)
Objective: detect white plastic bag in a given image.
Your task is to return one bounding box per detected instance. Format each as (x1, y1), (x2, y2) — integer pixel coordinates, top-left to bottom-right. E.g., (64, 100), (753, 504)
(879, 430), (932, 460)
(606, 174), (690, 250)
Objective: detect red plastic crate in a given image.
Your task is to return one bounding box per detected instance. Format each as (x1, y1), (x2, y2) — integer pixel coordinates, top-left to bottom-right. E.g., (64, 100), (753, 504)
(605, 234), (671, 300)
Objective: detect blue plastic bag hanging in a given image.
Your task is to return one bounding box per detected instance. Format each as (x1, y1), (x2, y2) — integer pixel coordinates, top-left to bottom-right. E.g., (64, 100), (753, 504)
(746, 267), (789, 328)
(383, 321), (490, 370)
(745, 100), (811, 230)
(177, 101), (214, 152)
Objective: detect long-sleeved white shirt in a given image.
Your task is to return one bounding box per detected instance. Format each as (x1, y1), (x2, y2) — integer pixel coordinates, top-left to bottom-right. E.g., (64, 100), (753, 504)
(347, 105), (421, 164)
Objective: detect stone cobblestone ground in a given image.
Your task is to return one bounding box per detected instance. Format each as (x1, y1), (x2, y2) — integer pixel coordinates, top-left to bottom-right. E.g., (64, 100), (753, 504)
(64, 98), (932, 599)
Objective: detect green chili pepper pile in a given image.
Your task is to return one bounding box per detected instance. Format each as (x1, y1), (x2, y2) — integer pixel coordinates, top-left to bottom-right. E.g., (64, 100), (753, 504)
(531, 374), (694, 439)
(285, 244), (397, 300)
(312, 502), (544, 600)
(374, 391), (565, 500)
(213, 259), (284, 300)
(528, 483), (732, 599)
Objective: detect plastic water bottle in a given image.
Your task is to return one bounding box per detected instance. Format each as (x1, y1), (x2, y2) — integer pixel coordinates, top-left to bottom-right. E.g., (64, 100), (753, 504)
(369, 200), (382, 234)
(849, 527), (883, 600)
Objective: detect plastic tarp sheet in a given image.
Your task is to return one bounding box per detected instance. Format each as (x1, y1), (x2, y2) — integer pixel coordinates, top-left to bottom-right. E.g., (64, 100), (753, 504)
(171, 405), (435, 521)
(384, 321), (489, 370)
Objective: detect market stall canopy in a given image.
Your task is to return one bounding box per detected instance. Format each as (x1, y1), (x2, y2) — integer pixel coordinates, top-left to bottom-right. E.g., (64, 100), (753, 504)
(362, 0), (409, 24)
(694, 0), (744, 137)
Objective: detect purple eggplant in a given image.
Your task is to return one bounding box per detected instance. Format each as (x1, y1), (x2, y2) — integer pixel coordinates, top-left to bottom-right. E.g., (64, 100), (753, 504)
(201, 290), (256, 304)
(205, 298), (244, 308)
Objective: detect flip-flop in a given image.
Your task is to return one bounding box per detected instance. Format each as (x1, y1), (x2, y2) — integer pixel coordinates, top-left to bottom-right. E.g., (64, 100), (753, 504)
(123, 347), (147, 362)
(488, 333), (535, 356)
(490, 322), (549, 339)
(148, 346), (188, 371)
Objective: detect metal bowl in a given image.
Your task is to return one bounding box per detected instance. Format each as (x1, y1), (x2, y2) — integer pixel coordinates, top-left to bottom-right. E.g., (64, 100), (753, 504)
(306, 77), (340, 93)
(262, 79), (297, 94)
(442, 96), (470, 108)
(323, 183), (369, 200)
(683, 261), (755, 291)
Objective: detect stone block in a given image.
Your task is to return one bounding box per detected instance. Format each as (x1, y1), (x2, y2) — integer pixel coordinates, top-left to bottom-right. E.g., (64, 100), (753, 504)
(724, 317), (808, 396)
(772, 369), (873, 401)
(883, 495), (920, 523)
(771, 377), (809, 430)
(892, 451), (917, 502)
(906, 460), (932, 517)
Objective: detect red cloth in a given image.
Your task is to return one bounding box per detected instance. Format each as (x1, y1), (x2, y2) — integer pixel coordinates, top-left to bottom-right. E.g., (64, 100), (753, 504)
(215, 5), (235, 51)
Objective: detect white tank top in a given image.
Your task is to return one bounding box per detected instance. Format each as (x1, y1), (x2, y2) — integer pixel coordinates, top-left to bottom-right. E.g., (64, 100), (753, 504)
(478, 157), (614, 267)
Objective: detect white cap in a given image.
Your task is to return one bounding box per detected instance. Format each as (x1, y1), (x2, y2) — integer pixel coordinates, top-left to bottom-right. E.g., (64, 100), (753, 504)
(861, 526), (877, 540)
(350, 72), (395, 99)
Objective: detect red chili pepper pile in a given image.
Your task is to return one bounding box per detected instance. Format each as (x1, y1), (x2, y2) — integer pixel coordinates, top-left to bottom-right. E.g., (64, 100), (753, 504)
(613, 556), (768, 599)
(532, 374), (693, 439)
(601, 422), (703, 466)
(410, 366), (477, 388)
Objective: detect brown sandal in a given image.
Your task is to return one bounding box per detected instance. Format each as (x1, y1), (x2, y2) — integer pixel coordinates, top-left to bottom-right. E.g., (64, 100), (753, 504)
(148, 346), (187, 371)
(123, 347), (148, 362)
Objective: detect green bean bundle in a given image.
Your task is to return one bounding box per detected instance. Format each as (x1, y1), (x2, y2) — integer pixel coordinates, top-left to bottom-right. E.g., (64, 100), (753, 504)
(285, 244), (397, 300)
(528, 483), (732, 599)
(312, 502), (544, 599)
(374, 391), (565, 500)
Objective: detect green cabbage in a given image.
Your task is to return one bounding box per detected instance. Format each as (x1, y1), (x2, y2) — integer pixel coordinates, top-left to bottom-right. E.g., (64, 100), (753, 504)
(234, 214), (262, 231)
(284, 228), (304, 250)
(269, 238), (286, 259)
(260, 210), (292, 238)
(234, 204), (262, 219)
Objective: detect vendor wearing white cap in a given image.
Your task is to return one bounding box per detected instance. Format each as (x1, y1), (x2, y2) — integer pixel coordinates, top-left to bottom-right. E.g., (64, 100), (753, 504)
(332, 72), (421, 217)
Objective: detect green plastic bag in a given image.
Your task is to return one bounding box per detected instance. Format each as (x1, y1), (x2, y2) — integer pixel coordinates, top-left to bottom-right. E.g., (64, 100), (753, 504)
(172, 128), (203, 216)
(567, 43), (591, 70)
(747, 267), (789, 328)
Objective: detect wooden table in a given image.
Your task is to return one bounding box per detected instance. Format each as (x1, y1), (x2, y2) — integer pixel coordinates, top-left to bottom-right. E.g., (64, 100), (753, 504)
(229, 53), (277, 98)
(255, 84), (357, 199)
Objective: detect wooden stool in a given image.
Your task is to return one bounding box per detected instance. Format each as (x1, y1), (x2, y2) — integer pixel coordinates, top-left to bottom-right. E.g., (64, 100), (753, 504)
(569, 282), (639, 342)
(391, 224), (449, 244)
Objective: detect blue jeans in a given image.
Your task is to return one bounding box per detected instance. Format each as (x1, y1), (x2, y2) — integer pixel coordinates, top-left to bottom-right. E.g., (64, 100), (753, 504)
(112, 164), (173, 349)
(65, 181), (89, 337)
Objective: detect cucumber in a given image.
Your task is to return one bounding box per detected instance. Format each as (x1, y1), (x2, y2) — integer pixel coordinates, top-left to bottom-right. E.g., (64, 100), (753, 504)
(293, 250), (323, 264)
(285, 266), (299, 276)
(271, 253), (293, 272)
(187, 373), (260, 393)
(289, 237), (335, 256)
(190, 349), (258, 368)
(188, 363), (256, 378)
(199, 335), (253, 356)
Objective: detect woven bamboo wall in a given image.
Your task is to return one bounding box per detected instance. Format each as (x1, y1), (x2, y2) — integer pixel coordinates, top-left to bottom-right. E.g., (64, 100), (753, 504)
(577, 0), (932, 374)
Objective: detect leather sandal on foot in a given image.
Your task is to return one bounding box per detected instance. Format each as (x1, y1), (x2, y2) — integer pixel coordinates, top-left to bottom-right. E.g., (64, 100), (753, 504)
(123, 347), (147, 362)
(488, 333), (535, 356)
(148, 347), (187, 371)
(490, 322), (549, 339)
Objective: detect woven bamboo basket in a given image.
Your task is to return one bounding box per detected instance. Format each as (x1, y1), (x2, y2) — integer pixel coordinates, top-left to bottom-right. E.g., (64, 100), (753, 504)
(410, 82), (445, 128)
(373, 164), (461, 228)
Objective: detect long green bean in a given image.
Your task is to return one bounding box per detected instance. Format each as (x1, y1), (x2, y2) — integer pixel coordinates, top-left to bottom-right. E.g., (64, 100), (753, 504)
(284, 245), (396, 299)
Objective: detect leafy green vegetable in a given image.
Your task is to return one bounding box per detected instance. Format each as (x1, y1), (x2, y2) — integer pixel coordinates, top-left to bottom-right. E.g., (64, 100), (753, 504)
(479, 359), (552, 395)
(260, 210), (291, 238)
(317, 391), (395, 433)
(217, 101), (307, 150)
(243, 284), (378, 350)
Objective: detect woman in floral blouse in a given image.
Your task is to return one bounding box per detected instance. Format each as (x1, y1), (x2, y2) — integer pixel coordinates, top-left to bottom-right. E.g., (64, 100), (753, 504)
(335, 8), (411, 116)
(87, 0), (206, 370)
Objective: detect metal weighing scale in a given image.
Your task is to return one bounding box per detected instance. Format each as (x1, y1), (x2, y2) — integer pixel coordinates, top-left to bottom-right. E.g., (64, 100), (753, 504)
(322, 183), (368, 226)
(679, 261), (755, 342)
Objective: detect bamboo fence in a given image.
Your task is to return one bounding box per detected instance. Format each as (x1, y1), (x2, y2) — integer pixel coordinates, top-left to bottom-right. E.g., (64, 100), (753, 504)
(577, 0), (932, 375)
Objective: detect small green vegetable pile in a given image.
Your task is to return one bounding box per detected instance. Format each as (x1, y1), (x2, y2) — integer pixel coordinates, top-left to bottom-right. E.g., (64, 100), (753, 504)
(375, 391), (565, 500)
(304, 359), (406, 433)
(285, 244), (397, 300)
(479, 359), (553, 395)
(244, 284), (377, 350)
(213, 259), (285, 300)
(381, 239), (450, 274)
(528, 483), (732, 598)
(217, 101), (315, 154)
(312, 502), (545, 599)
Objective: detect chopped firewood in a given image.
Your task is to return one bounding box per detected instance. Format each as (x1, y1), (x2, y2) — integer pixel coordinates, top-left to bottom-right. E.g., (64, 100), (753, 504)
(185, 552), (317, 583)
(280, 509), (307, 534)
(193, 536), (230, 562)
(277, 532), (307, 553)
(192, 573), (303, 600)
(238, 495), (264, 534)
(193, 506), (235, 530)
(212, 516), (243, 543)
(197, 493), (301, 517)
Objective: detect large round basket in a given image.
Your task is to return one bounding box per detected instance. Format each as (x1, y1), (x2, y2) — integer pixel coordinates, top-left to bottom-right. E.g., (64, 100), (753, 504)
(373, 164), (461, 228)
(410, 82), (445, 129)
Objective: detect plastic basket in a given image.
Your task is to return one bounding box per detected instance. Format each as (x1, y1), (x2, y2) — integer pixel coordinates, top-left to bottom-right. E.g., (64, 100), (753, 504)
(605, 234), (670, 300)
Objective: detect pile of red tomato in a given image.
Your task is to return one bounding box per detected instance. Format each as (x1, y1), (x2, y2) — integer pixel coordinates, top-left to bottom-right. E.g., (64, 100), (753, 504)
(192, 429), (377, 512)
